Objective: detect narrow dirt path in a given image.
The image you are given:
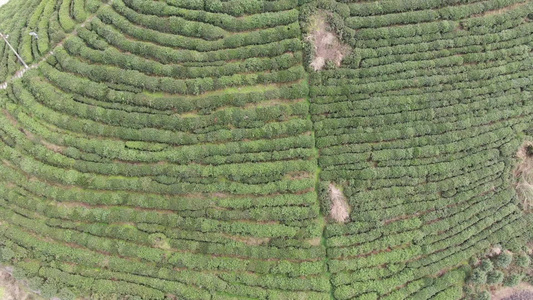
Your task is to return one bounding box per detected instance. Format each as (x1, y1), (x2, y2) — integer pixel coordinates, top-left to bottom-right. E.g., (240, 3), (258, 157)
(0, 0), (111, 90)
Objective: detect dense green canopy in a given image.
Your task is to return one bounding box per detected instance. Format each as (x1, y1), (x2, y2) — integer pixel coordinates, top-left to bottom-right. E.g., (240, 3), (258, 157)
(0, 0), (532, 299)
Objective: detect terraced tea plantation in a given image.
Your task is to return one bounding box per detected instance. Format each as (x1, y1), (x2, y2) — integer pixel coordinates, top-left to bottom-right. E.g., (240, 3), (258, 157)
(0, 0), (532, 299)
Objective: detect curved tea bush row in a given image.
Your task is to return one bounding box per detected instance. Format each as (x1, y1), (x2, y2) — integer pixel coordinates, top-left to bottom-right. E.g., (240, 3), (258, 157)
(0, 0), (99, 81)
(0, 0), (332, 299)
(305, 0), (533, 299)
(0, 0), (532, 299)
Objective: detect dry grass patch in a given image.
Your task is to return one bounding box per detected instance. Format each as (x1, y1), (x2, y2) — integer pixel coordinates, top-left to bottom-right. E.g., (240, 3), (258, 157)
(493, 283), (533, 300)
(489, 245), (503, 257)
(329, 183), (350, 223)
(0, 268), (41, 300)
(306, 13), (350, 71)
(225, 234), (271, 246)
(513, 142), (533, 210)
(41, 140), (65, 153)
(306, 237), (322, 247)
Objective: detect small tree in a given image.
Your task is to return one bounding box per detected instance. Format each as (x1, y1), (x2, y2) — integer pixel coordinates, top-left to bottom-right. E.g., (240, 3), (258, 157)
(40, 282), (59, 299)
(494, 252), (513, 269)
(486, 271), (504, 285)
(480, 259), (494, 272)
(503, 274), (523, 287)
(515, 253), (530, 268)
(476, 290), (491, 300)
(57, 287), (76, 300)
(463, 285), (474, 297)
(469, 269), (487, 285)
(469, 256), (480, 266)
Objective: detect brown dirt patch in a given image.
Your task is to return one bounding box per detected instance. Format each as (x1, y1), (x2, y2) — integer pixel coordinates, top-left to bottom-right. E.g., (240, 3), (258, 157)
(307, 237), (322, 246)
(21, 129), (35, 140)
(329, 183), (350, 223)
(245, 237), (271, 246)
(286, 171), (313, 180)
(41, 140), (65, 153)
(2, 110), (18, 128)
(489, 245), (503, 257)
(226, 235), (271, 246)
(306, 14), (350, 71)
(513, 142), (533, 210)
(0, 267), (42, 300)
(493, 283), (533, 300)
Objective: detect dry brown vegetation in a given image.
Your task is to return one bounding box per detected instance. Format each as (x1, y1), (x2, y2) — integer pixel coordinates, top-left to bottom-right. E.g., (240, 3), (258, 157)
(306, 13), (350, 71)
(493, 283), (533, 300)
(489, 245), (503, 257)
(0, 267), (41, 300)
(514, 142), (533, 210)
(329, 183), (350, 223)
(224, 234), (271, 246)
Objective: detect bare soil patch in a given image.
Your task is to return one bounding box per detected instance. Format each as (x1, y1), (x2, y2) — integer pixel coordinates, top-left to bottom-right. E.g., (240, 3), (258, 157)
(41, 140), (65, 153)
(513, 142), (533, 210)
(0, 267), (41, 300)
(226, 235), (271, 246)
(329, 183), (350, 223)
(307, 237), (322, 246)
(2, 110), (18, 128)
(489, 245), (503, 257)
(493, 283), (533, 300)
(306, 14), (350, 71)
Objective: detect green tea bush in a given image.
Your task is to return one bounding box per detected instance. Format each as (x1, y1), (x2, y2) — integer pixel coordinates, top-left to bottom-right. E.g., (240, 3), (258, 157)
(494, 251), (513, 269)
(0, 0), (532, 299)
(480, 258), (494, 272)
(515, 253), (531, 267)
(486, 270), (504, 285)
(504, 274), (523, 287)
(476, 290), (491, 300)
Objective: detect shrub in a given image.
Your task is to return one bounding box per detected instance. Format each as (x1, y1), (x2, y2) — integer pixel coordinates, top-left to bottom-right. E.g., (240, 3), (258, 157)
(480, 259), (494, 272)
(494, 252), (513, 269)
(515, 254), (530, 268)
(476, 290), (491, 300)
(469, 256), (480, 266)
(41, 282), (59, 299)
(58, 0), (76, 32)
(58, 287), (76, 300)
(469, 269), (487, 285)
(27, 277), (44, 291)
(504, 274), (523, 287)
(0, 247), (15, 262)
(486, 271), (504, 285)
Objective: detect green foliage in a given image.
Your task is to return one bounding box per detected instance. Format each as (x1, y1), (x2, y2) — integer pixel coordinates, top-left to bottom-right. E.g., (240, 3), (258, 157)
(41, 281), (59, 299)
(469, 263), (487, 284)
(58, 0), (76, 32)
(480, 259), (494, 272)
(0, 0), (532, 299)
(494, 252), (513, 269)
(58, 288), (76, 300)
(503, 274), (523, 287)
(486, 271), (504, 285)
(0, 247), (15, 262)
(514, 253), (531, 268)
(476, 290), (491, 300)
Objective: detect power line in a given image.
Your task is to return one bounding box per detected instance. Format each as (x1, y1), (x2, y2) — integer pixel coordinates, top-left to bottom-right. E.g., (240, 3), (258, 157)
(0, 32), (29, 69)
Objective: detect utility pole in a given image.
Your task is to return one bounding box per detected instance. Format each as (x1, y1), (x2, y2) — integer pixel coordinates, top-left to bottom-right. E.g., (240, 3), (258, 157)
(0, 32), (29, 69)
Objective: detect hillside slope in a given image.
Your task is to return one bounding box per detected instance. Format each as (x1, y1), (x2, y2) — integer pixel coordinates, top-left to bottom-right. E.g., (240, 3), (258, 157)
(304, 0), (533, 298)
(0, 0), (532, 299)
